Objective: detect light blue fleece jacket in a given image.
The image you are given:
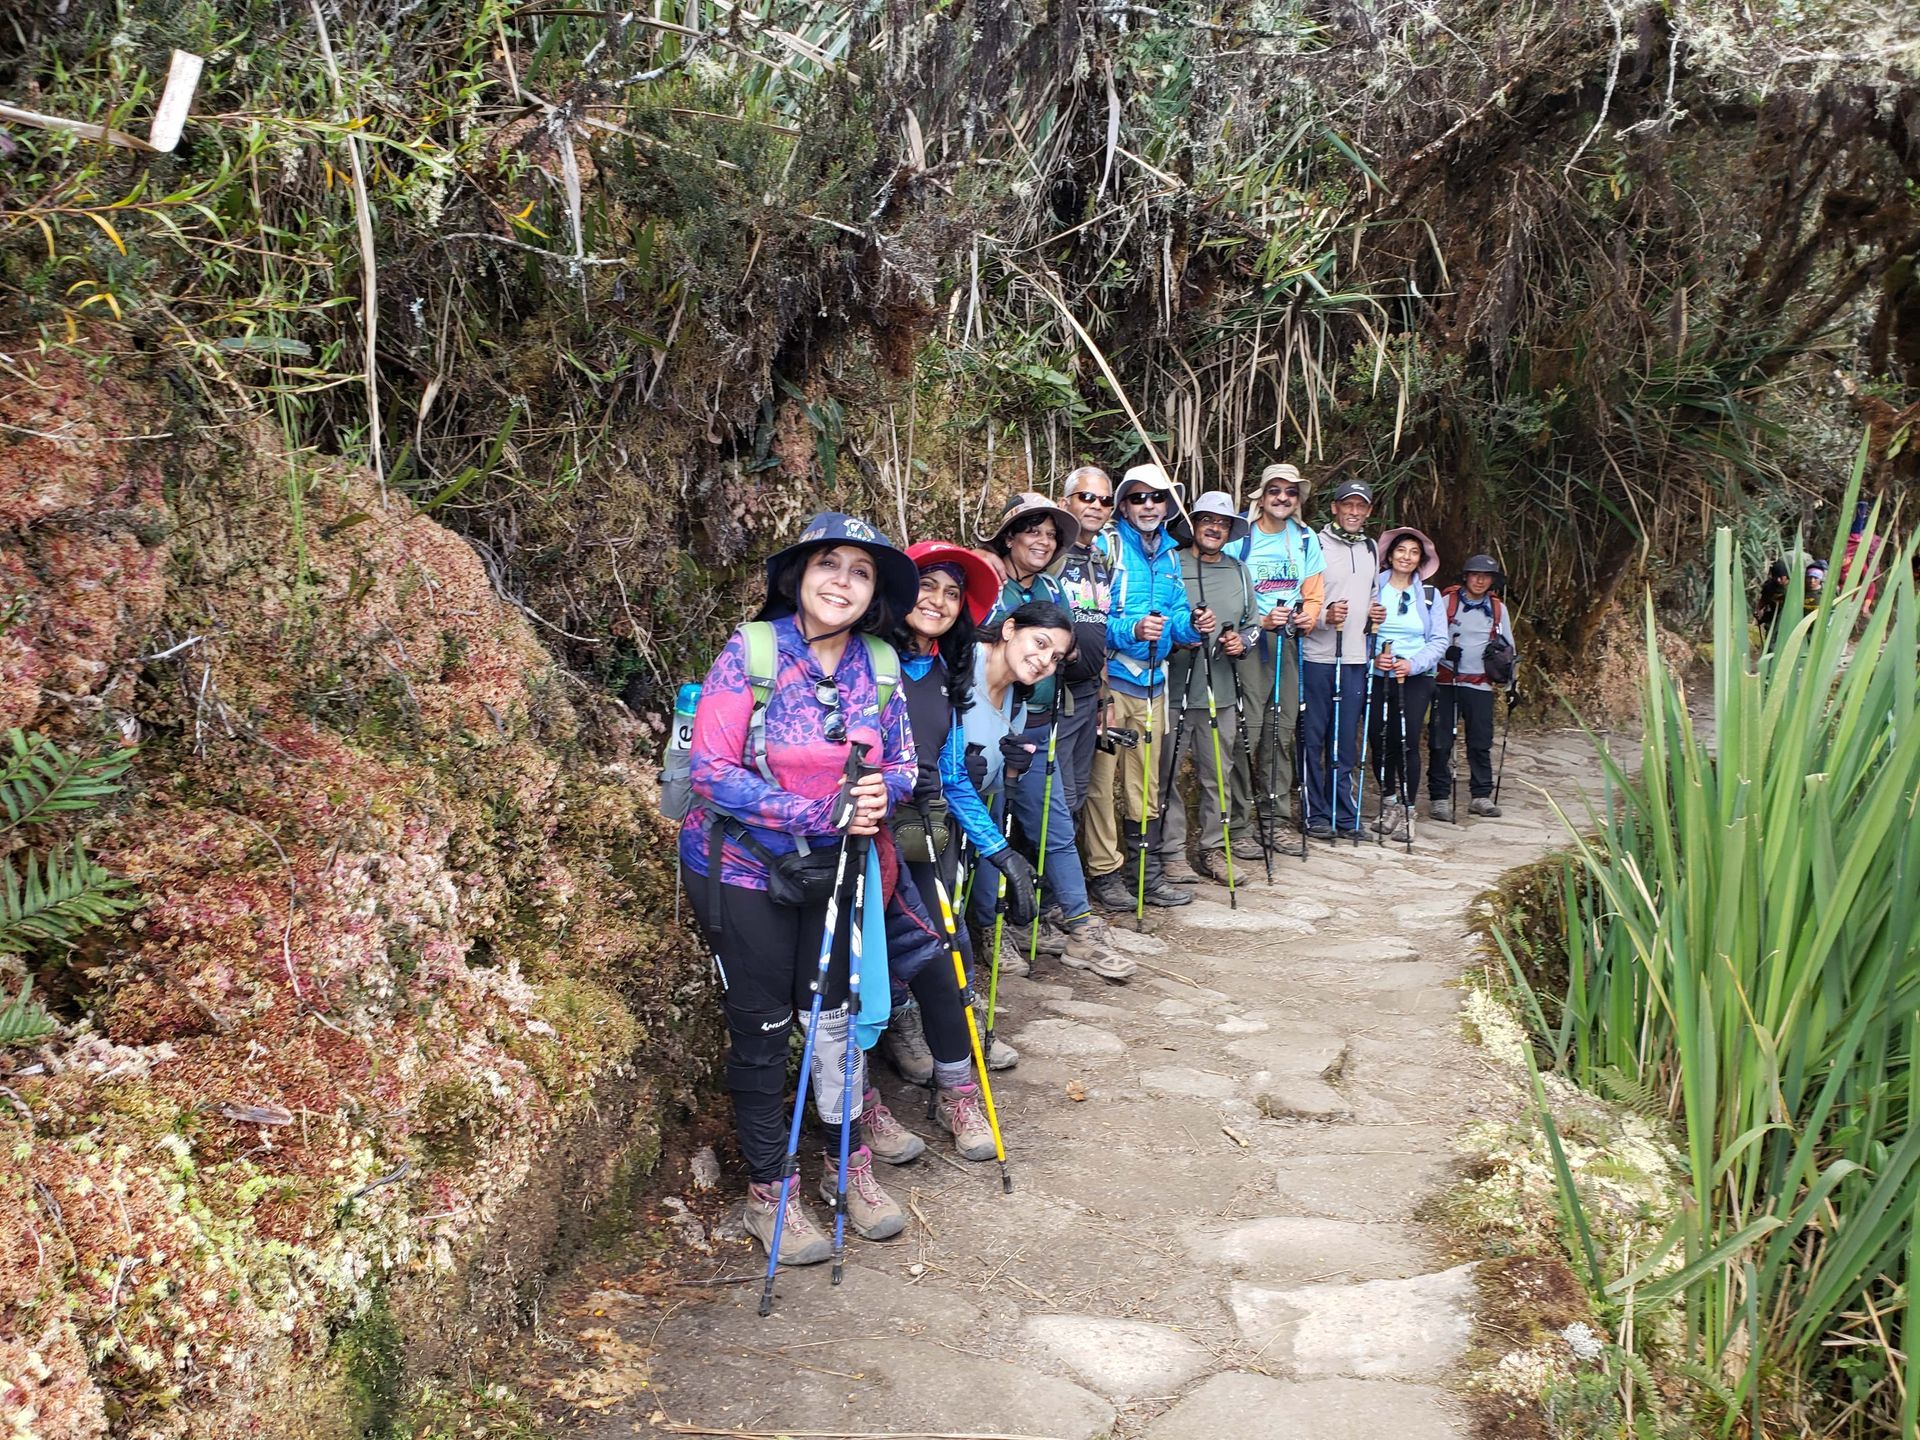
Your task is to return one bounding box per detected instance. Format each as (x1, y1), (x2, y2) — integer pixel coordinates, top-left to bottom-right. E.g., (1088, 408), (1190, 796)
(1372, 574), (1446, 674)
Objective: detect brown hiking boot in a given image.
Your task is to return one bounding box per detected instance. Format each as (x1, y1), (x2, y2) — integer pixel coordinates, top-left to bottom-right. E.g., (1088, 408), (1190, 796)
(1160, 852), (1203, 885)
(937, 1083), (999, 1161)
(1199, 848), (1235, 883)
(818, 1145), (905, 1239)
(861, 1087), (926, 1165)
(1231, 833), (1268, 861)
(743, 1178), (831, 1266)
(1060, 914), (1136, 982)
(878, 1001), (934, 1085)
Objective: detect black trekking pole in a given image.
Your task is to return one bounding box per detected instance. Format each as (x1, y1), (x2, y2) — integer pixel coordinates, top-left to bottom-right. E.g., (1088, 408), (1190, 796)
(759, 747), (870, 1317)
(1193, 565), (1238, 905)
(1494, 675), (1519, 808)
(1393, 670), (1413, 853)
(1290, 625), (1309, 860)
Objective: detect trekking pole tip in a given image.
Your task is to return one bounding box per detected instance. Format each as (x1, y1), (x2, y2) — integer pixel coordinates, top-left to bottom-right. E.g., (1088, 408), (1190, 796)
(1000, 1167), (1014, 1194)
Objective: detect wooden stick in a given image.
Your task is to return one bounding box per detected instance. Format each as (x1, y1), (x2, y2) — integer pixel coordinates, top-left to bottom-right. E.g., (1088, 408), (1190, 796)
(0, 49), (202, 153)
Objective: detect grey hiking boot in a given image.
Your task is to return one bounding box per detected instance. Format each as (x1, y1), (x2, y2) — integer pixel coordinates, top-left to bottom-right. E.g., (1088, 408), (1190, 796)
(1231, 833), (1268, 861)
(991, 937), (1030, 978)
(878, 1000), (934, 1085)
(1429, 798), (1455, 823)
(1027, 911), (1068, 957)
(1160, 851), (1203, 885)
(1372, 802), (1402, 834)
(974, 998), (1019, 1069)
(1378, 805), (1411, 843)
(1088, 870), (1133, 911)
(1060, 913), (1135, 982)
(1469, 796), (1502, 818)
(818, 1145), (905, 1240)
(861, 1087), (925, 1165)
(937, 1083), (999, 1161)
(744, 1178), (832, 1266)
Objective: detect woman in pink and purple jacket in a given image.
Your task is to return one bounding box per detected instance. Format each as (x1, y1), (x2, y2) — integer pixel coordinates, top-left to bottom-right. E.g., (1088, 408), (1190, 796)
(679, 513), (919, 1267)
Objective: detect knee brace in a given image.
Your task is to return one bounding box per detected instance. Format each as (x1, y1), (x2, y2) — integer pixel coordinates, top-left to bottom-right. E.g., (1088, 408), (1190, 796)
(797, 1007), (866, 1126)
(724, 1005), (792, 1097)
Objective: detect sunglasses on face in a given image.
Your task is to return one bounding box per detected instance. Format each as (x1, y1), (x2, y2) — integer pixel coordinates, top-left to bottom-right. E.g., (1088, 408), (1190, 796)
(815, 676), (848, 744)
(1070, 491), (1116, 508)
(1125, 490), (1171, 506)
(1263, 486), (1301, 500)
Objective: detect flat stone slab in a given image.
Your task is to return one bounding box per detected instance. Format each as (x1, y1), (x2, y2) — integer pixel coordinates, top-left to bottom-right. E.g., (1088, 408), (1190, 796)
(1022, 1313), (1213, 1399)
(1229, 1265), (1478, 1380)
(1188, 1215), (1433, 1283)
(1215, 1014), (1271, 1034)
(1254, 1078), (1352, 1122)
(1140, 1371), (1462, 1440)
(1007, 1018), (1126, 1058)
(1178, 900), (1317, 933)
(1271, 1151), (1451, 1221)
(1140, 1066), (1241, 1100)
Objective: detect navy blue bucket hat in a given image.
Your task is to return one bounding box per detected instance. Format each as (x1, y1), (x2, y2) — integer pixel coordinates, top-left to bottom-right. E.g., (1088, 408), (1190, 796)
(760, 512), (921, 620)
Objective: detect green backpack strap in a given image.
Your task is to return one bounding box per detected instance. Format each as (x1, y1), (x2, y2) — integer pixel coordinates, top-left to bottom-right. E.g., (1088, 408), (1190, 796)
(859, 631), (900, 712)
(739, 621), (780, 785)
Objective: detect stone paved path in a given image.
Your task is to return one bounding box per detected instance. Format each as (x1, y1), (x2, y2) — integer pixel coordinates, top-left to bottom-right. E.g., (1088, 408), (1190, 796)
(591, 726), (1609, 1439)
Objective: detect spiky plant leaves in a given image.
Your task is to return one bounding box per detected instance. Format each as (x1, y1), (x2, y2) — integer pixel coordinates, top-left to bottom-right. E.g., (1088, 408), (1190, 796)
(0, 845), (138, 955)
(0, 976), (56, 1046)
(0, 730), (134, 835)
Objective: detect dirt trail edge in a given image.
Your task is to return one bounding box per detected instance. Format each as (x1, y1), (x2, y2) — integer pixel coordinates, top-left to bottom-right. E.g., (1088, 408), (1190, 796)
(579, 727), (1605, 1440)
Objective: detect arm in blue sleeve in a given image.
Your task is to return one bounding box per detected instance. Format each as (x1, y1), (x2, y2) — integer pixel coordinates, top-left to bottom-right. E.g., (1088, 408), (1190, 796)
(939, 725), (1007, 856)
(1407, 597), (1449, 675)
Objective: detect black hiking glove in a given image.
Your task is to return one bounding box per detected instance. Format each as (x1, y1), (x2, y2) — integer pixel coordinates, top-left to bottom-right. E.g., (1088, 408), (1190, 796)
(985, 846), (1039, 927)
(999, 735), (1038, 782)
(964, 742), (988, 794)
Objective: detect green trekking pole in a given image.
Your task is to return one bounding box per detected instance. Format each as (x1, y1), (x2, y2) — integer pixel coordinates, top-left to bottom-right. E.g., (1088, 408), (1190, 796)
(1026, 689), (1062, 970)
(1194, 561), (1237, 906)
(1135, 611), (1162, 933)
(984, 802), (1016, 1051)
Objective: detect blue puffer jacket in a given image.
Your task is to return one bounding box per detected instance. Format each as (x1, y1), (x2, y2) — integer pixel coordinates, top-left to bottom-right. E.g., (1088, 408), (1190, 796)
(1102, 519), (1202, 699)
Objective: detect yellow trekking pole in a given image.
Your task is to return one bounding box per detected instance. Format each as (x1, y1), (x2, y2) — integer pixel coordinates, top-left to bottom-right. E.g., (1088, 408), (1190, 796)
(927, 862), (1013, 1192)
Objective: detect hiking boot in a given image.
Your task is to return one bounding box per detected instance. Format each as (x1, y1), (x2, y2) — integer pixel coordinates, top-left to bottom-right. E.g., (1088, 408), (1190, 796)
(818, 1145), (905, 1240)
(1160, 852), (1203, 885)
(1231, 833), (1268, 862)
(1305, 819), (1335, 841)
(878, 1001), (934, 1085)
(1060, 914), (1136, 982)
(1039, 913), (1071, 956)
(1429, 798), (1455, 823)
(936, 1083), (999, 1161)
(743, 1178), (832, 1266)
(1469, 796), (1502, 818)
(1379, 806), (1412, 843)
(1199, 848), (1234, 884)
(861, 1087), (926, 1165)
(992, 940), (1031, 979)
(985, 1033), (1020, 1070)
(1372, 802), (1402, 834)
(1088, 870), (1134, 911)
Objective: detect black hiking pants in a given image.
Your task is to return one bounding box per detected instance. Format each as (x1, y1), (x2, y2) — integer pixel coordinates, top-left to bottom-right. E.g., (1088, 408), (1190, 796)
(1369, 672), (1435, 805)
(1428, 683), (1495, 800)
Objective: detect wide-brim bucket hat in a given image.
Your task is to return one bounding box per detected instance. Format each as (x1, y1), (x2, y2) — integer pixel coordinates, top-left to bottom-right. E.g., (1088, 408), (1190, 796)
(1114, 462), (1192, 536)
(1170, 488), (1251, 547)
(1377, 525), (1441, 582)
(761, 512), (921, 619)
(978, 491), (1082, 555)
(1256, 462), (1314, 506)
(905, 540), (1000, 625)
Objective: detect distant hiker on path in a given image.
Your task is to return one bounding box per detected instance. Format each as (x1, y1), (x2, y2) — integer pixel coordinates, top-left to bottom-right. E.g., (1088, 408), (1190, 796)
(1302, 479), (1378, 840)
(1160, 490), (1259, 885)
(1230, 462), (1324, 842)
(1369, 526), (1445, 843)
(1429, 553), (1519, 822)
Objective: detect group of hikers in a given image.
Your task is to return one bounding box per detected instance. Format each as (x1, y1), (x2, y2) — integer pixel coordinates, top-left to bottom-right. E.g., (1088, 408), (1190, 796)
(664, 460), (1522, 1299)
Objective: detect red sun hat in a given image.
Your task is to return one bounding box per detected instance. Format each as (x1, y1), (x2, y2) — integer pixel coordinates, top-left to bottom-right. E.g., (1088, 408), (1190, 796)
(906, 540), (1000, 625)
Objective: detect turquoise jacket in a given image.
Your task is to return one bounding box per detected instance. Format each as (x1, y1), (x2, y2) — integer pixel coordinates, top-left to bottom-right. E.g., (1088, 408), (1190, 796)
(1101, 520), (1202, 699)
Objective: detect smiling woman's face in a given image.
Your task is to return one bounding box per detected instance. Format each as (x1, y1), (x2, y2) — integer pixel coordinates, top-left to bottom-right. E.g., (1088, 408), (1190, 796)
(797, 545), (876, 634)
(1389, 537), (1423, 575)
(1005, 517), (1060, 577)
(1002, 621), (1071, 686)
(908, 569), (964, 644)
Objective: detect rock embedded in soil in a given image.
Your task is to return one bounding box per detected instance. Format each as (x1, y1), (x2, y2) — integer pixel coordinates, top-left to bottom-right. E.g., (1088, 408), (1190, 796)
(1021, 1313), (1213, 1399)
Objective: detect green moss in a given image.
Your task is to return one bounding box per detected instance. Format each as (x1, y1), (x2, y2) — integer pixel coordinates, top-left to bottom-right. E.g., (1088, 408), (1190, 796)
(331, 1295), (407, 1436)
(587, 1117), (664, 1256)
(380, 1379), (546, 1440)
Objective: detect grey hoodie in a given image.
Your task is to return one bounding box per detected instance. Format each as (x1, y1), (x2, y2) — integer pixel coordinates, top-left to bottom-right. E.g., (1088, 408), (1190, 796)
(1303, 524), (1378, 665)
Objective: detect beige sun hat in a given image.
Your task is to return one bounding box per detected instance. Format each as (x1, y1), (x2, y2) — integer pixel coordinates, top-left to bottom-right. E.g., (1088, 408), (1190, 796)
(1257, 461), (1314, 504)
(978, 491), (1082, 552)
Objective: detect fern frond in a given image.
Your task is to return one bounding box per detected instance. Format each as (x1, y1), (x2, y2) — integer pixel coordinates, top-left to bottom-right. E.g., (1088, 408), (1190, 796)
(0, 729), (135, 836)
(0, 845), (139, 953)
(0, 976), (56, 1046)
